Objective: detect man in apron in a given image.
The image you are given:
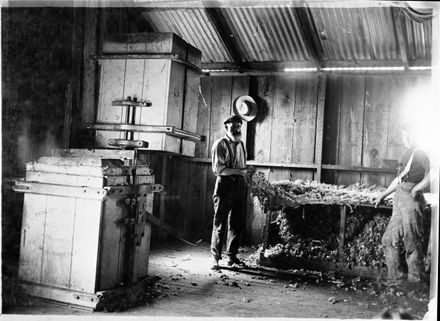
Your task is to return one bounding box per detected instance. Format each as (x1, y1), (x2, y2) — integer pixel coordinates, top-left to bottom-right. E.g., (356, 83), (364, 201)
(210, 115), (247, 270)
(376, 126), (430, 283)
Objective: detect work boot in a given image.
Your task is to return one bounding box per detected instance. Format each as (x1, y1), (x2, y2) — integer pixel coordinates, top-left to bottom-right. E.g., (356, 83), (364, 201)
(210, 256), (220, 270)
(227, 256), (245, 268)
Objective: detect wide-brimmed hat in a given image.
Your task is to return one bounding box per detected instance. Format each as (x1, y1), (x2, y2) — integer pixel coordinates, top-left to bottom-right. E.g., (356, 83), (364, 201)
(232, 95), (257, 122)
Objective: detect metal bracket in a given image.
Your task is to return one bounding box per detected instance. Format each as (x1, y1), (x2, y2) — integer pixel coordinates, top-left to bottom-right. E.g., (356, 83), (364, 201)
(13, 180), (108, 200)
(111, 96), (152, 142)
(108, 139), (149, 149)
(18, 281), (100, 310)
(112, 99), (152, 108)
(87, 123), (204, 142)
(107, 184), (164, 197)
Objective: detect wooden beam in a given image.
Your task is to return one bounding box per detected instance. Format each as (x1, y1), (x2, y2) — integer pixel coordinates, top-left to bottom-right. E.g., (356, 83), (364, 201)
(243, 61), (315, 71)
(201, 62), (239, 70)
(201, 60), (432, 75)
(314, 75), (326, 182)
(57, 1), (406, 9)
(188, 157), (399, 174)
(321, 60), (406, 68)
(202, 60), (427, 72)
(205, 8), (244, 72)
(393, 7), (409, 71)
(322, 164), (397, 174)
(190, 158), (318, 169)
(293, 6), (323, 71)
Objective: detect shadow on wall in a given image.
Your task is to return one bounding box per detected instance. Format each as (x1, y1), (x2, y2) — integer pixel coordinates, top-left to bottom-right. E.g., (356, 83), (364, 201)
(247, 77), (271, 160)
(2, 7), (78, 178)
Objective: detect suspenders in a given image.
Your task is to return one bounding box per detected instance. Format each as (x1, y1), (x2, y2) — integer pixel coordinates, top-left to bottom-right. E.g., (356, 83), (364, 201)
(221, 138), (246, 168)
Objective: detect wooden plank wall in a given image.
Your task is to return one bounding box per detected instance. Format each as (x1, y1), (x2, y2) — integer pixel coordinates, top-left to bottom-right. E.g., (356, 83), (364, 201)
(148, 76), (250, 242)
(159, 74), (324, 244)
(162, 73), (431, 245)
(322, 74), (431, 187)
(248, 75), (321, 182)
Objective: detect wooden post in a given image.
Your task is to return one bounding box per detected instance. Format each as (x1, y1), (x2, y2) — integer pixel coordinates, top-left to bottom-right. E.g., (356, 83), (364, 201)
(314, 75), (326, 182)
(262, 208), (272, 252)
(160, 155), (168, 228)
(429, 4), (440, 303)
(81, 9), (100, 129)
(338, 205), (347, 260)
(70, 8), (84, 147)
(63, 82), (72, 149)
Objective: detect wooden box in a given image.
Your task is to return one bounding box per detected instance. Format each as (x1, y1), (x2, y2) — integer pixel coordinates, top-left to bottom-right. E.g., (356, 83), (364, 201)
(103, 33), (202, 68)
(95, 33), (201, 156)
(14, 155), (157, 308)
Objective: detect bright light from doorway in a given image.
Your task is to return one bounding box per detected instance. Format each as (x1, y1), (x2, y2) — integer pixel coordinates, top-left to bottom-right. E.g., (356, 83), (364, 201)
(322, 66), (405, 71)
(284, 67), (317, 72)
(400, 84), (440, 163)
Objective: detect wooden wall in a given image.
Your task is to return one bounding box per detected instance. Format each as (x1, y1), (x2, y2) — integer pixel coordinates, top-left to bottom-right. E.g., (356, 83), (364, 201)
(149, 76), (251, 242)
(1, 8), (92, 274)
(160, 74), (326, 244)
(162, 72), (431, 245)
(1, 7), (88, 178)
(322, 74), (431, 187)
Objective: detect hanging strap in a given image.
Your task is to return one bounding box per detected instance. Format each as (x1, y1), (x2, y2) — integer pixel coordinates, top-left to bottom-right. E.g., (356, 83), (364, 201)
(398, 150), (416, 183)
(240, 140), (247, 162)
(221, 138), (234, 168)
(221, 138), (246, 169)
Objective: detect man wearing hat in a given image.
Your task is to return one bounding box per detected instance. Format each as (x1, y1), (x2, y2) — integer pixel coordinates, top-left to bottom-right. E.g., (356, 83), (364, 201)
(210, 114), (248, 269)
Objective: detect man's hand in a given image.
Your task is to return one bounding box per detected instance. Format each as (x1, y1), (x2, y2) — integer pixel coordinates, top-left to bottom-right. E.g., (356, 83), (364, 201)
(375, 194), (385, 208)
(239, 168), (248, 176)
(409, 188), (418, 198)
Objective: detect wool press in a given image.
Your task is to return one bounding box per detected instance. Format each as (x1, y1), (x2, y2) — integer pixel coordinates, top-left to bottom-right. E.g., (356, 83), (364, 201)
(12, 32), (203, 310)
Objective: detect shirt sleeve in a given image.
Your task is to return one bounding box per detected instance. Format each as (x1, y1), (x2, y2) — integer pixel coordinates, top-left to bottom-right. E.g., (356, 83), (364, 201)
(211, 140), (227, 176)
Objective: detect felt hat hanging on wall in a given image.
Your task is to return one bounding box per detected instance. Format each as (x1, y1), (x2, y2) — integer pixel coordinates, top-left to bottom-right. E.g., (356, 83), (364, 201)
(232, 95), (257, 122)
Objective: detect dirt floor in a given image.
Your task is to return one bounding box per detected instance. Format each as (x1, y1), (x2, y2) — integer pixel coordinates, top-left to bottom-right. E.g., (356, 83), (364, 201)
(4, 238), (432, 319)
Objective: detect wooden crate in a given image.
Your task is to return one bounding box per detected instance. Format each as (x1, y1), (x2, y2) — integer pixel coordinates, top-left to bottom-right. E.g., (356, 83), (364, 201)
(15, 155), (156, 308)
(95, 33), (201, 156)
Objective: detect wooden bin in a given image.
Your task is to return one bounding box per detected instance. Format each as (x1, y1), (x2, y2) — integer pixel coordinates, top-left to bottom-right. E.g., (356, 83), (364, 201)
(13, 155), (161, 309)
(95, 33), (201, 156)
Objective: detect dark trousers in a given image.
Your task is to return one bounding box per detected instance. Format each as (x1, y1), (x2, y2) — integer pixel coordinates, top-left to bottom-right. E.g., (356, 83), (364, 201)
(381, 183), (425, 282)
(210, 175), (247, 260)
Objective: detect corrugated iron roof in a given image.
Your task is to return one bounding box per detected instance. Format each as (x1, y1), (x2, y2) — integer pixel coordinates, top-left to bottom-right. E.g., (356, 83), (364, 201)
(404, 14), (432, 62)
(223, 6), (310, 62)
(139, 5), (432, 69)
(310, 7), (398, 62)
(142, 8), (232, 63)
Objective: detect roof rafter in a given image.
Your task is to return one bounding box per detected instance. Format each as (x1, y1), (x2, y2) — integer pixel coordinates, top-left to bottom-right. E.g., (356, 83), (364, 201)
(293, 6), (324, 71)
(205, 8), (245, 72)
(392, 7), (410, 70)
